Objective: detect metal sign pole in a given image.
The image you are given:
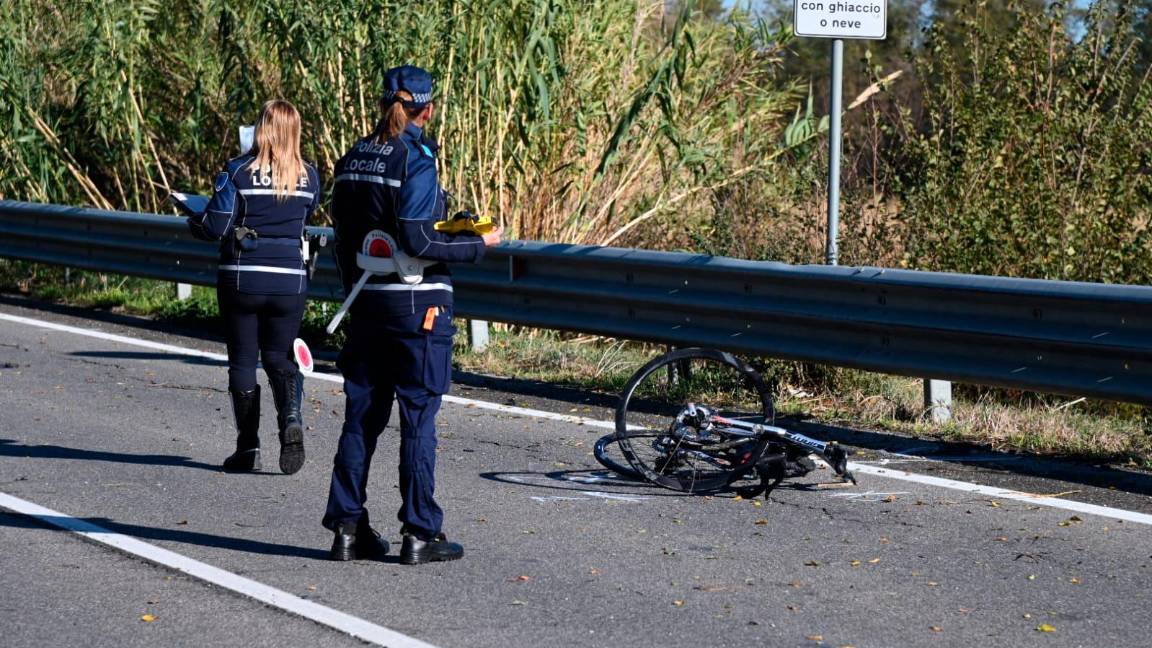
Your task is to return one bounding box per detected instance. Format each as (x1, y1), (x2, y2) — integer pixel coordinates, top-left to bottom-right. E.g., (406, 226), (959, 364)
(826, 38), (843, 266)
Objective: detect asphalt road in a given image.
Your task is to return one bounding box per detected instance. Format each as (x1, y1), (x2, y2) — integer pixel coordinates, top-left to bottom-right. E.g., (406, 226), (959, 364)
(0, 297), (1150, 648)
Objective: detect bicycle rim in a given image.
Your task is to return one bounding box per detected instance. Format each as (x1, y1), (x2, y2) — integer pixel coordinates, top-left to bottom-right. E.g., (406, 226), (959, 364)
(593, 433), (646, 482)
(615, 348), (774, 493)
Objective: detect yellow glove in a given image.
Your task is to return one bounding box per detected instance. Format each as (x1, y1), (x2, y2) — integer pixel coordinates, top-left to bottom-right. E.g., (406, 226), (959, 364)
(434, 211), (497, 235)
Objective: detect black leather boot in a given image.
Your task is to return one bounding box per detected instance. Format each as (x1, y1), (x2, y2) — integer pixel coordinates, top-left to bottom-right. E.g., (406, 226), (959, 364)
(223, 387), (261, 471)
(268, 369), (305, 475)
(400, 530), (464, 565)
(329, 521), (390, 561)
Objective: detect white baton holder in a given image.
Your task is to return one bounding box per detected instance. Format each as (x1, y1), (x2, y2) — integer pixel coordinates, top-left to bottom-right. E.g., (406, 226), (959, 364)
(326, 230), (436, 334)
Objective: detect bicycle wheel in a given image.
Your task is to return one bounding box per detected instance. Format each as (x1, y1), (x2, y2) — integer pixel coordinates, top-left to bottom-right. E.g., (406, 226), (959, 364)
(615, 348), (775, 493)
(593, 433), (645, 481)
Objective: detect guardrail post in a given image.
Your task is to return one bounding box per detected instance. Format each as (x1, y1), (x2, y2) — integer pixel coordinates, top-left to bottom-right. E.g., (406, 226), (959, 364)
(175, 283), (192, 301)
(467, 319), (490, 352)
(924, 379), (952, 423)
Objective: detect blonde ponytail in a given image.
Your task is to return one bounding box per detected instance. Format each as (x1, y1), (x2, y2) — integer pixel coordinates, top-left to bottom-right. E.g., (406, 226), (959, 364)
(248, 100), (306, 201)
(374, 91), (424, 144)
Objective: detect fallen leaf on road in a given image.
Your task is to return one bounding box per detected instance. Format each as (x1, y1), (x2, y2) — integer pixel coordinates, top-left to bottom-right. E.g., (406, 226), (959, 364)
(754, 519), (769, 526)
(672, 600), (685, 607)
(511, 600), (526, 606)
(140, 614), (156, 622)
(511, 575), (531, 582)
(850, 560), (861, 567)
(883, 495), (898, 502)
(804, 560), (821, 567)
(788, 581), (804, 588)
(1036, 624), (1056, 633)
(930, 626), (943, 632)
(1069, 577), (1080, 584)
(806, 635), (823, 641)
(868, 558), (881, 564)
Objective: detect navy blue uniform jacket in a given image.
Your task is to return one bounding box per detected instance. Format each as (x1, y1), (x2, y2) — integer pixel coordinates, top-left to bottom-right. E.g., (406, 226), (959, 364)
(189, 155), (321, 295)
(331, 122), (485, 315)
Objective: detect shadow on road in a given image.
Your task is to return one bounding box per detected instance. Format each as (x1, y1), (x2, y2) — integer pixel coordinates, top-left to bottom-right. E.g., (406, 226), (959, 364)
(70, 350), (226, 367)
(0, 511), (331, 561)
(480, 469), (684, 498)
(0, 438), (221, 472)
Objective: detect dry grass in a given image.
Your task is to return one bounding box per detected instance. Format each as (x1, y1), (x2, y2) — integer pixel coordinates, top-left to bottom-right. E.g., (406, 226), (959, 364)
(457, 327), (1152, 469)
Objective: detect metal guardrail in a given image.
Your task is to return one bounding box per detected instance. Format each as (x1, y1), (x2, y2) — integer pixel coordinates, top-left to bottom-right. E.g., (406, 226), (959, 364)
(2, 199), (1152, 405)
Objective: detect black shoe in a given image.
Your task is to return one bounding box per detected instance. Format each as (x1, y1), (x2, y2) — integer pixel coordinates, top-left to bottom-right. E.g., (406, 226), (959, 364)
(222, 447), (261, 471)
(223, 387), (261, 472)
(268, 369), (305, 475)
(329, 522), (390, 561)
(400, 532), (464, 565)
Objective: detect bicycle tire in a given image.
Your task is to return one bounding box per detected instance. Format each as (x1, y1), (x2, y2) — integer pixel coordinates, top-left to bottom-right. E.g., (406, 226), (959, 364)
(615, 348), (775, 493)
(592, 433), (645, 481)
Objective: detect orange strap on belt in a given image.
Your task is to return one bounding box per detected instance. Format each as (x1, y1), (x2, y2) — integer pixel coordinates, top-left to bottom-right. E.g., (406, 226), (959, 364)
(422, 306), (438, 332)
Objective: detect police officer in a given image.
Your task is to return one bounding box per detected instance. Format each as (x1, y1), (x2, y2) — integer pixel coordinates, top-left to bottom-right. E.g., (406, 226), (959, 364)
(322, 66), (502, 564)
(188, 99), (320, 475)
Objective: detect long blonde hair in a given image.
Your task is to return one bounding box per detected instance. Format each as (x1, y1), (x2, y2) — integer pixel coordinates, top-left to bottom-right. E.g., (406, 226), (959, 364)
(374, 91), (424, 144)
(248, 100), (306, 200)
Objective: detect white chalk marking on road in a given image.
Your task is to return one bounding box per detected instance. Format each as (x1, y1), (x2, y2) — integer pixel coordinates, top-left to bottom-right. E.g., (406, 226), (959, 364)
(828, 490), (910, 502)
(530, 492), (648, 504)
(3, 310), (1152, 527)
(0, 492), (439, 648)
(848, 464), (1152, 526)
(531, 496), (592, 502)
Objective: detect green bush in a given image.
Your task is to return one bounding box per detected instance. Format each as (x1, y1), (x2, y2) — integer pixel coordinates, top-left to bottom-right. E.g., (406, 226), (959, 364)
(894, 0), (1152, 282)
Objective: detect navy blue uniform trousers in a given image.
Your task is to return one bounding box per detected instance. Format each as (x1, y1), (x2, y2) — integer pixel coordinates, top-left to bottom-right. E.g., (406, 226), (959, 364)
(322, 304), (455, 539)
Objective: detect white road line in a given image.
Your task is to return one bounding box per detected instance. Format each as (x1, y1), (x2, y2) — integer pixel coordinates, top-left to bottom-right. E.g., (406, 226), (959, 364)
(0, 492), (438, 648)
(0, 312), (616, 431)
(2, 310), (1151, 527)
(848, 464), (1152, 525)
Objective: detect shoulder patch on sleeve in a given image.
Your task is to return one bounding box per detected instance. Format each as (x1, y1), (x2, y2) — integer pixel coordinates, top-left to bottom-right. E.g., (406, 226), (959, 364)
(213, 172), (231, 192)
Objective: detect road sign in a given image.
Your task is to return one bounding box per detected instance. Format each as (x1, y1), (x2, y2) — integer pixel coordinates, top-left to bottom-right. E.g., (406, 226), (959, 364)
(794, 0), (887, 40)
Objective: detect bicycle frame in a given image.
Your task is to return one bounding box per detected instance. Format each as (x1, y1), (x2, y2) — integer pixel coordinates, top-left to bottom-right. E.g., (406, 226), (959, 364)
(674, 404), (854, 486)
(707, 414), (832, 456)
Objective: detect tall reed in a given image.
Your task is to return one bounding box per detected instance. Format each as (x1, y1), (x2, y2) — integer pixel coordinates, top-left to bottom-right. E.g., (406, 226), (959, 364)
(0, 0), (805, 248)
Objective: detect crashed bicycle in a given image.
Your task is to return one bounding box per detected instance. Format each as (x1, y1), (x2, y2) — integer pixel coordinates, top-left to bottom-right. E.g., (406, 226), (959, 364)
(594, 348), (856, 498)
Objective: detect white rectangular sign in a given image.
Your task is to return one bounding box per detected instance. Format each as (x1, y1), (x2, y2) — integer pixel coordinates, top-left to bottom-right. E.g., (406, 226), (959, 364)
(794, 0), (887, 40)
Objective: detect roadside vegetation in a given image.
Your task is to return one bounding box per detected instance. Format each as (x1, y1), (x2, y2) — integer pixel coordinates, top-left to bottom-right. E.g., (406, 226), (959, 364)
(2, 1), (1151, 468)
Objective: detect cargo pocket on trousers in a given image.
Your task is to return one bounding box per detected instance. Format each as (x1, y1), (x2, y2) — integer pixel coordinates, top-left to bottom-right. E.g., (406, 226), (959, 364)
(423, 334), (453, 395)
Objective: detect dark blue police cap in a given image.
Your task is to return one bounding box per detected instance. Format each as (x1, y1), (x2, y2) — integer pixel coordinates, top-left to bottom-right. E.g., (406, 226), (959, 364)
(382, 66), (434, 108)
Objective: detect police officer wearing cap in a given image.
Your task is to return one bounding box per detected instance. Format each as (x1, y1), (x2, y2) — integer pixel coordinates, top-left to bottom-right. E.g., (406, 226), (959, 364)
(188, 99), (320, 476)
(322, 66), (502, 564)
